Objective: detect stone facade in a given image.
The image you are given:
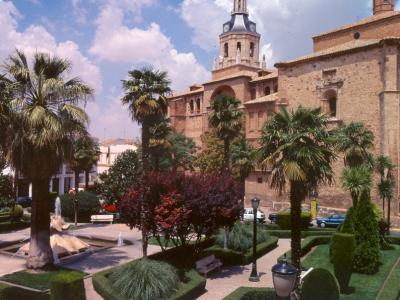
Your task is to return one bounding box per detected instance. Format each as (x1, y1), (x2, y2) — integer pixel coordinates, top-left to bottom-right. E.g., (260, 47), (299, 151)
(167, 0), (400, 215)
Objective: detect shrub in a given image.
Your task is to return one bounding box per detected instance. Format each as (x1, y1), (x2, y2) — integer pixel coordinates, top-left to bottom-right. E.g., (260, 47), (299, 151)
(60, 192), (100, 222)
(353, 191), (381, 274)
(10, 205), (23, 221)
(340, 207), (355, 234)
(330, 233), (355, 293)
(242, 290), (276, 300)
(301, 268), (340, 300)
(215, 223), (268, 252)
(277, 211), (311, 230)
(109, 259), (180, 300)
(50, 271), (85, 300)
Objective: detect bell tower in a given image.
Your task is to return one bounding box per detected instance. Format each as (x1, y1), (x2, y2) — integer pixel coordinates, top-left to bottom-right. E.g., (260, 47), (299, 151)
(373, 0), (394, 15)
(216, 0), (261, 70)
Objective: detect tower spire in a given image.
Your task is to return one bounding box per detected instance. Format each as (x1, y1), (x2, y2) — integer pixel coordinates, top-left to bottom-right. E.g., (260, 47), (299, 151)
(233, 0), (248, 15)
(373, 0), (394, 15)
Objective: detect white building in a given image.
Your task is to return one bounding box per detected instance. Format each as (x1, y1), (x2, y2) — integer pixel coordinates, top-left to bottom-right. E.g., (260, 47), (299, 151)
(97, 139), (137, 175)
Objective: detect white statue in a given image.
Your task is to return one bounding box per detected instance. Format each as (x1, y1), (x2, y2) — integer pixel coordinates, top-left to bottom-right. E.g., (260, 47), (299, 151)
(55, 196), (61, 217)
(236, 47), (242, 64)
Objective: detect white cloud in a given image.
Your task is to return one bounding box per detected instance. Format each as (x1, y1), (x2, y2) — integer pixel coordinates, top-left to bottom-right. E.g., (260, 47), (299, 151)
(179, 0), (373, 65)
(0, 0), (102, 93)
(90, 1), (209, 91)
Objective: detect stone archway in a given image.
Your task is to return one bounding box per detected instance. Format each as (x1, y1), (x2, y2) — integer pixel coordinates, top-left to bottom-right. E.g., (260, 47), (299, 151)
(210, 85), (236, 100)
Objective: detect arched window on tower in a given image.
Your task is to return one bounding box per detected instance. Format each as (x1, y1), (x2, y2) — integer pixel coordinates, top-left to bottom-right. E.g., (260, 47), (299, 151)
(238, 0), (241, 10)
(189, 100), (194, 114)
(274, 84), (278, 93)
(224, 43), (228, 57)
(196, 98), (201, 113)
(264, 86), (271, 96)
(237, 42), (241, 52)
(324, 90), (337, 118)
(250, 42), (254, 58)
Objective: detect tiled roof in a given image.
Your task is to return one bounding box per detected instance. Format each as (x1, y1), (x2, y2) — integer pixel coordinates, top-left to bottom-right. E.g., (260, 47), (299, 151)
(170, 87), (205, 99)
(250, 71), (278, 82)
(275, 38), (400, 67)
(313, 11), (399, 39)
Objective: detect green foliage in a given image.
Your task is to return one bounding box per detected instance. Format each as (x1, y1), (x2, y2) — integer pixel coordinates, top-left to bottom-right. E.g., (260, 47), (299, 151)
(301, 268), (340, 300)
(196, 131), (224, 173)
(50, 271), (85, 300)
(0, 282), (49, 300)
(331, 233), (356, 293)
(223, 288), (276, 300)
(0, 174), (14, 210)
(277, 210), (311, 230)
(60, 192), (99, 222)
(279, 236), (331, 262)
(109, 259), (180, 300)
(341, 207), (355, 234)
(10, 205), (23, 220)
(215, 223), (268, 252)
(353, 191), (381, 274)
(98, 150), (141, 204)
(341, 164), (373, 207)
(231, 136), (255, 182)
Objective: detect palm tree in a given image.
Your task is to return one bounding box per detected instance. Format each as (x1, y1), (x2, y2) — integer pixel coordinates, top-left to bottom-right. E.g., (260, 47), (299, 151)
(121, 67), (171, 257)
(375, 155), (395, 232)
(209, 94), (243, 172)
(258, 107), (336, 288)
(336, 122), (374, 168)
(0, 50), (92, 269)
(341, 165), (373, 207)
(166, 131), (198, 172)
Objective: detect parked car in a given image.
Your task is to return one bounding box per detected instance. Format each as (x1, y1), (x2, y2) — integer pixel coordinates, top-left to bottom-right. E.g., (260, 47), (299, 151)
(243, 208), (266, 223)
(16, 196), (32, 208)
(316, 214), (345, 228)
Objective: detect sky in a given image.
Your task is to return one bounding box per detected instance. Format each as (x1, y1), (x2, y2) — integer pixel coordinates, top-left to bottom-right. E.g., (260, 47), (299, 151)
(1, 0), (398, 141)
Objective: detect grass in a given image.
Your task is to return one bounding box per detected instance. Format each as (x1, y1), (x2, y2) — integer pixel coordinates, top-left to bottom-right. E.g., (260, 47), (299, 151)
(0, 266), (85, 291)
(378, 258), (400, 300)
(222, 287), (276, 300)
(302, 244), (400, 300)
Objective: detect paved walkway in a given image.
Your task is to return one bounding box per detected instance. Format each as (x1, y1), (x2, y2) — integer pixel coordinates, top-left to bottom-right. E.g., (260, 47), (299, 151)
(198, 239), (291, 300)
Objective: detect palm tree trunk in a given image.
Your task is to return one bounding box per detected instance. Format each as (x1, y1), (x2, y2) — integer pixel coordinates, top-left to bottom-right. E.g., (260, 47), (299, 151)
(223, 138), (230, 173)
(27, 178), (53, 269)
(290, 181), (307, 289)
(141, 124), (150, 258)
(74, 170), (79, 226)
(382, 196), (385, 218)
(351, 191), (358, 208)
(85, 170), (89, 190)
(387, 197), (391, 235)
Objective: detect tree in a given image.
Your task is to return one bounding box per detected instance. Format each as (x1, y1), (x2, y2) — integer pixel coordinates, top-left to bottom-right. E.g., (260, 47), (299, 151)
(336, 122), (374, 168)
(375, 155), (395, 233)
(0, 151), (14, 210)
(0, 50), (92, 269)
(209, 94), (243, 172)
(164, 131), (198, 172)
(258, 107), (336, 288)
(121, 67), (171, 257)
(196, 131), (224, 173)
(99, 150), (141, 205)
(341, 165), (373, 207)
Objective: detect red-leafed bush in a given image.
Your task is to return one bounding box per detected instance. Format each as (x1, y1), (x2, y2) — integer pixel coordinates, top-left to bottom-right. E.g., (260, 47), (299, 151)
(101, 204), (117, 213)
(120, 172), (242, 252)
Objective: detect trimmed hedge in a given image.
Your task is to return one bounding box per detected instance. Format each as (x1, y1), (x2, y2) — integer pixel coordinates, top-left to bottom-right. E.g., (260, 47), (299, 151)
(279, 236), (331, 262)
(267, 229), (335, 239)
(50, 271), (85, 300)
(60, 192), (100, 222)
(387, 235), (400, 245)
(0, 220), (30, 233)
(203, 236), (278, 266)
(0, 282), (50, 300)
(93, 267), (205, 300)
(301, 268), (340, 300)
(223, 287), (276, 300)
(277, 211), (311, 230)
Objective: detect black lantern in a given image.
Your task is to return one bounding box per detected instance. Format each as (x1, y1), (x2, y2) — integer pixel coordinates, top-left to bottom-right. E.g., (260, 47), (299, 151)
(271, 256), (297, 299)
(249, 197), (260, 282)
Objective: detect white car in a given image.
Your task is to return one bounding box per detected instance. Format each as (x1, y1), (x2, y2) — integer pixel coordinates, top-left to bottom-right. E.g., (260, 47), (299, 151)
(243, 208), (266, 223)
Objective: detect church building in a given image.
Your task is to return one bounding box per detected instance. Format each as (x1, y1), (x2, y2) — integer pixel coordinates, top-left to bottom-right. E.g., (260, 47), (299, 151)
(168, 0), (400, 216)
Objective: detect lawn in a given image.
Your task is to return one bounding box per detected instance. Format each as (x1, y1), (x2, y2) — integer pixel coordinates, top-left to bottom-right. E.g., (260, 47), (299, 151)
(0, 266), (85, 291)
(302, 245), (400, 300)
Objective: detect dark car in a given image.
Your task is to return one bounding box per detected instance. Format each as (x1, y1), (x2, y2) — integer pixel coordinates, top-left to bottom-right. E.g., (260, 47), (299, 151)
(316, 214), (345, 228)
(268, 212), (278, 224)
(16, 196), (32, 208)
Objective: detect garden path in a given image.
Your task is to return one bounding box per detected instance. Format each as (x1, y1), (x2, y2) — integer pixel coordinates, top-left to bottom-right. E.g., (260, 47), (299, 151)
(198, 239), (291, 300)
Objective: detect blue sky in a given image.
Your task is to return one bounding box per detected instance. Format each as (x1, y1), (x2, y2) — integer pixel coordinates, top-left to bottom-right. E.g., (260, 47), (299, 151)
(1, 0), (397, 140)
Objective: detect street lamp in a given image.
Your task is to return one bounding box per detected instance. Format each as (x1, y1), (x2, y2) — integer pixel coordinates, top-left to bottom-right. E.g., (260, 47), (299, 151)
(249, 197), (260, 282)
(271, 256), (297, 300)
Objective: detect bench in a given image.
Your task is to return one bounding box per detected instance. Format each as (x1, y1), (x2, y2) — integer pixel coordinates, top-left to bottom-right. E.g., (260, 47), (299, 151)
(91, 214), (114, 224)
(195, 255), (222, 277)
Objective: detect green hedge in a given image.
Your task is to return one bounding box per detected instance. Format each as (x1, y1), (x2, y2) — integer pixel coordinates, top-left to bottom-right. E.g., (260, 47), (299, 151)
(0, 221), (30, 233)
(92, 267), (205, 300)
(223, 287), (276, 300)
(60, 192), (100, 222)
(202, 236), (278, 266)
(267, 229), (335, 239)
(301, 268), (340, 300)
(279, 236), (331, 262)
(0, 282), (50, 300)
(50, 271), (85, 300)
(277, 211), (311, 230)
(387, 235), (400, 245)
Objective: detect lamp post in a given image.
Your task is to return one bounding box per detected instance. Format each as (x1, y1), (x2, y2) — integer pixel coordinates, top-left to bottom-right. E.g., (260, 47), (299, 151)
(271, 256), (297, 300)
(249, 197), (260, 282)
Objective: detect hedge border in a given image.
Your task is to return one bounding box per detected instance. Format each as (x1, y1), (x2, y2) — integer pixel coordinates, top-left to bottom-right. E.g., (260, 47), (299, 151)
(279, 235), (332, 262)
(0, 221), (30, 233)
(222, 287), (276, 300)
(92, 267), (205, 300)
(387, 235), (400, 245)
(0, 282), (50, 300)
(202, 236), (279, 266)
(267, 229), (335, 239)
